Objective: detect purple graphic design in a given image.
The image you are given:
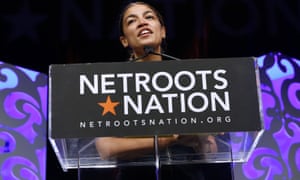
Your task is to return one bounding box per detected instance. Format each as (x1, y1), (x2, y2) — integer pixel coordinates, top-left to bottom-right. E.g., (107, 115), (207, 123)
(4, 92), (42, 144)
(233, 52), (300, 180)
(0, 61), (47, 180)
(0, 131), (16, 153)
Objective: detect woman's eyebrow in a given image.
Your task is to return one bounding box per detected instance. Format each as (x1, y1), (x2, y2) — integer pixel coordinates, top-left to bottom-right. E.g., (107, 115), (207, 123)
(124, 14), (137, 21)
(143, 10), (154, 16)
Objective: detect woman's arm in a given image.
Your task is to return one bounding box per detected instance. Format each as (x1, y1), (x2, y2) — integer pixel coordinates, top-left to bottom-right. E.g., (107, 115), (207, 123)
(95, 135), (179, 160)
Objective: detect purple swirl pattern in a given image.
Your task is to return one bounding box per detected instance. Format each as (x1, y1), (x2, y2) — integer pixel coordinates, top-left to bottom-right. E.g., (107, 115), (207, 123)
(233, 52), (300, 180)
(0, 62), (47, 180)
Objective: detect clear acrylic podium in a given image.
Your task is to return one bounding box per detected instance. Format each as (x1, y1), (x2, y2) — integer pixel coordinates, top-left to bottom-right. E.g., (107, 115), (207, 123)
(48, 57), (264, 179)
(49, 131), (263, 179)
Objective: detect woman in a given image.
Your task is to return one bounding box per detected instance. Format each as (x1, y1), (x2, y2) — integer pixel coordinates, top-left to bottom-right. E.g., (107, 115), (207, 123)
(119, 1), (166, 62)
(95, 2), (228, 180)
(95, 2), (179, 161)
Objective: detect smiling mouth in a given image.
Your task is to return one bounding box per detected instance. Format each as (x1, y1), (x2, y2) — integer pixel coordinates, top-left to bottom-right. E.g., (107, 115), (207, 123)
(138, 29), (152, 37)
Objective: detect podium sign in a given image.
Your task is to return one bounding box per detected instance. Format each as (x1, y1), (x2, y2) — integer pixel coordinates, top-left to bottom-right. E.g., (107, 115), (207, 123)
(49, 57), (263, 138)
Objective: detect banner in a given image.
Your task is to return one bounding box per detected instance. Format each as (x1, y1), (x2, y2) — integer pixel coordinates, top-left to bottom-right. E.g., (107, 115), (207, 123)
(49, 57), (263, 138)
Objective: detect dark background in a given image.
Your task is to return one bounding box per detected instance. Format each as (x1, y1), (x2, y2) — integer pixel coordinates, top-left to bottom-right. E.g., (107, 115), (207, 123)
(1, 0), (300, 74)
(1, 0), (300, 179)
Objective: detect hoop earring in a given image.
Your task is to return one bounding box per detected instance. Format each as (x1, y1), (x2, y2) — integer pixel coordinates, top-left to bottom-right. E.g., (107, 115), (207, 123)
(126, 47), (135, 61)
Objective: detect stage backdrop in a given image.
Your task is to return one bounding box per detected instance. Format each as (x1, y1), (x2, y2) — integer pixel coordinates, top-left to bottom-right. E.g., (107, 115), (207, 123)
(0, 62), (47, 180)
(233, 52), (300, 179)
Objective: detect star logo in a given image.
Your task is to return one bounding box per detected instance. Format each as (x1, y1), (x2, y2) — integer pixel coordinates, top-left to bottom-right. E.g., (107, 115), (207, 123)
(98, 96), (120, 116)
(3, 0), (47, 42)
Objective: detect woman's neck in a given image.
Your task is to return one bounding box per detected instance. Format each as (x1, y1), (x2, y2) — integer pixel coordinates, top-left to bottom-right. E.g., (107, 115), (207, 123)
(139, 54), (162, 62)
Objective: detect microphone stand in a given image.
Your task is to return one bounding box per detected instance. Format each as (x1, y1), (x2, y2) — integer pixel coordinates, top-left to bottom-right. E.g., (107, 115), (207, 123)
(144, 46), (181, 61)
(129, 46), (180, 179)
(131, 46), (181, 62)
(149, 51), (181, 61)
(154, 135), (161, 180)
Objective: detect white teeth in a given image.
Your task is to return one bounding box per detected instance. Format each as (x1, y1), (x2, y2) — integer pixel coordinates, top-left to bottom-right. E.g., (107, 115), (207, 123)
(140, 30), (150, 35)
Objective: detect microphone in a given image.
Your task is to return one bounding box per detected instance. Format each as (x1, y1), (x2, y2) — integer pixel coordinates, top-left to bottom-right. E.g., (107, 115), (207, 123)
(131, 46), (181, 62)
(131, 48), (151, 62)
(144, 46), (181, 61)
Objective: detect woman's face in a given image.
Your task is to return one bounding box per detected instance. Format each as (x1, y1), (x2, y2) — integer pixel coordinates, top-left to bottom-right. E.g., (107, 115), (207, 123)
(120, 4), (166, 52)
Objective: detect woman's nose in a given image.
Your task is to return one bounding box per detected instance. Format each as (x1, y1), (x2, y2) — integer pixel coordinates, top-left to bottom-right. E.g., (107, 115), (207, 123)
(137, 18), (148, 27)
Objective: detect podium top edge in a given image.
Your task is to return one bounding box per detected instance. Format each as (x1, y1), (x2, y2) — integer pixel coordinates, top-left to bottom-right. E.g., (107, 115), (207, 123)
(49, 56), (257, 67)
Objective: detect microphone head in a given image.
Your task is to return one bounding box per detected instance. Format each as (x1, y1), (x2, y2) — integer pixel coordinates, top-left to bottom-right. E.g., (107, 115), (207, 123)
(131, 46), (154, 62)
(144, 46), (154, 54)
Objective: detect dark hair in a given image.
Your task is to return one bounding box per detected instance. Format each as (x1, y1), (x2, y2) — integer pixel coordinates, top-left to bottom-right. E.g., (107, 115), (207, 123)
(118, 1), (165, 36)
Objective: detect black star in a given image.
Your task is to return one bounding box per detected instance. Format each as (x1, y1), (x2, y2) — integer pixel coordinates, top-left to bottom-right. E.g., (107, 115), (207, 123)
(4, 1), (47, 42)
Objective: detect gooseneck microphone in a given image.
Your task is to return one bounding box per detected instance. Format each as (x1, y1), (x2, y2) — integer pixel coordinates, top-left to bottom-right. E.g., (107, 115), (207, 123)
(130, 47), (151, 62)
(131, 46), (181, 62)
(144, 46), (181, 61)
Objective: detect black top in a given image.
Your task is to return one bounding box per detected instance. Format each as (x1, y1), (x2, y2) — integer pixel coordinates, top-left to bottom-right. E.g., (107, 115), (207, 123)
(115, 145), (232, 180)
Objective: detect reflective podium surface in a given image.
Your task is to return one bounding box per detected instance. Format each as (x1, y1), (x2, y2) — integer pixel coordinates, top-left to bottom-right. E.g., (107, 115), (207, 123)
(49, 130), (263, 171)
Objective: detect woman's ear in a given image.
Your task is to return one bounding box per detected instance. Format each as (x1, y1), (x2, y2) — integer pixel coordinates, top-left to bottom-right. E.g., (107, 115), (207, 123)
(120, 36), (128, 48)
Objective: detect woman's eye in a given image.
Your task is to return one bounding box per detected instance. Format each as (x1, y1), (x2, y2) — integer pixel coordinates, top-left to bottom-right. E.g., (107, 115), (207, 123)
(127, 19), (135, 25)
(146, 15), (154, 20)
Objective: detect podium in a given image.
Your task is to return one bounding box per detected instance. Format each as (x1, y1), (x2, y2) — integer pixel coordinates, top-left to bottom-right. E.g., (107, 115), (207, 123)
(48, 58), (264, 179)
